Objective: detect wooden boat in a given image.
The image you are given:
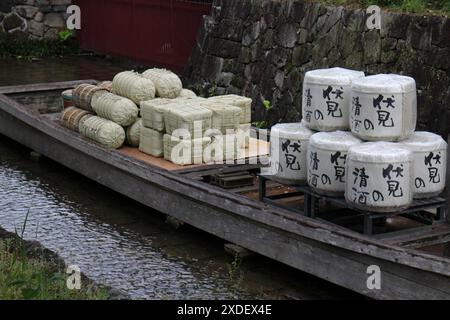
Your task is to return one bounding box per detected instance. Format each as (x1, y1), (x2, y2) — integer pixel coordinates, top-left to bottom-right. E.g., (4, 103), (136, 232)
(0, 81), (449, 300)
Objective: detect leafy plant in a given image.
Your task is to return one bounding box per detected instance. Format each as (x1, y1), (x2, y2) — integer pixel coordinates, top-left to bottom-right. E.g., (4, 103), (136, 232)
(252, 121), (268, 129)
(208, 85), (217, 97)
(0, 211), (108, 300)
(58, 29), (74, 42)
(263, 100), (273, 112)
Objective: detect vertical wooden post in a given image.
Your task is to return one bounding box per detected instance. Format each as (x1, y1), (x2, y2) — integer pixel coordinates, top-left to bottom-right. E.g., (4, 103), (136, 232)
(446, 134), (450, 222)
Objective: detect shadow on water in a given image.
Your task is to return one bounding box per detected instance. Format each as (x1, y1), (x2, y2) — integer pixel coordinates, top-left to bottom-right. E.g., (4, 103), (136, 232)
(0, 135), (362, 299)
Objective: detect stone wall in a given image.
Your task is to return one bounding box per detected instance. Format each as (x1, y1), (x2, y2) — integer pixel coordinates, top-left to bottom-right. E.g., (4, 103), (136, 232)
(0, 0), (72, 41)
(184, 0), (450, 139)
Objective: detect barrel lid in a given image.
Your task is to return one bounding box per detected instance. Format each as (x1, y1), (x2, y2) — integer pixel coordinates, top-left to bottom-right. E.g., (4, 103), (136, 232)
(310, 131), (362, 151)
(348, 142), (413, 163)
(304, 67), (365, 86)
(401, 131), (448, 151)
(271, 122), (314, 140)
(351, 74), (416, 94)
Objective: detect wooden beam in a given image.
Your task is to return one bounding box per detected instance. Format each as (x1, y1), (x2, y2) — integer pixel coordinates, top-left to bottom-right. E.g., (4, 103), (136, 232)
(0, 80), (98, 95)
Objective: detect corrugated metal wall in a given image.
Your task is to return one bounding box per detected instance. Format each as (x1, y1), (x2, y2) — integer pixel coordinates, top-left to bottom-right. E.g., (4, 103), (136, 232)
(75, 0), (212, 71)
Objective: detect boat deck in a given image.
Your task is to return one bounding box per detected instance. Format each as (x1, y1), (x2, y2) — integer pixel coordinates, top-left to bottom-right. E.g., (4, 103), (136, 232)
(118, 138), (269, 172)
(28, 96), (450, 258)
(1, 81), (449, 299)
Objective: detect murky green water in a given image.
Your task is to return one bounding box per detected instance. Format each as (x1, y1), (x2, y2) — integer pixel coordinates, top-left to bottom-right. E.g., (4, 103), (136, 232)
(0, 136), (359, 299)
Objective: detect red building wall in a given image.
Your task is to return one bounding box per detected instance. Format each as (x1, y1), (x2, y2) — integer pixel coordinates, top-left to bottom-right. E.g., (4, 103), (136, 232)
(75, 0), (212, 72)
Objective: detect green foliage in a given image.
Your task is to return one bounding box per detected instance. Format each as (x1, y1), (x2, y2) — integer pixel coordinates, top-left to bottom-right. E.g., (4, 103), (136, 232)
(399, 0), (426, 13)
(0, 36), (80, 60)
(252, 121), (268, 129)
(207, 84), (217, 98)
(316, 0), (450, 15)
(0, 212), (108, 300)
(441, 0), (450, 13)
(263, 100), (273, 111)
(0, 240), (108, 300)
(58, 29), (74, 42)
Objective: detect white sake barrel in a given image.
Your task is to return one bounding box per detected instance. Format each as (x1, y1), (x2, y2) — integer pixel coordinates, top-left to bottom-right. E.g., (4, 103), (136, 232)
(350, 74), (417, 141)
(345, 142), (413, 212)
(302, 67), (365, 131)
(401, 132), (448, 199)
(269, 123), (314, 184)
(308, 131), (362, 196)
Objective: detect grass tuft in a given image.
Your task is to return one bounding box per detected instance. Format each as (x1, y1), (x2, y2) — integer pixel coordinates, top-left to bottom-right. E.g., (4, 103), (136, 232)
(0, 211), (108, 300)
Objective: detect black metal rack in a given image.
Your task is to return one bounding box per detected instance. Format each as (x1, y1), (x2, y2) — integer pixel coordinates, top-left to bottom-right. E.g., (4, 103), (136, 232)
(259, 174), (448, 236)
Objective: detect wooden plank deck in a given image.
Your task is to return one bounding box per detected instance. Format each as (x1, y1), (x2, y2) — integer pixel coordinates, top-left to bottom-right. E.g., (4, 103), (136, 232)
(118, 138), (270, 172)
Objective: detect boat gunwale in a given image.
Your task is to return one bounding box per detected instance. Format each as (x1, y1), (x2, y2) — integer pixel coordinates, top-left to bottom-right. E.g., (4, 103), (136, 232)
(0, 81), (449, 278)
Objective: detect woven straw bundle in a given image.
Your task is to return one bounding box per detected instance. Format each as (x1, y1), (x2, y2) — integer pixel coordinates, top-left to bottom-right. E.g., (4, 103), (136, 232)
(79, 115), (126, 149)
(112, 71), (156, 104)
(142, 68), (183, 99)
(237, 123), (251, 149)
(163, 134), (211, 165)
(140, 98), (173, 131)
(72, 84), (107, 112)
(204, 134), (239, 163)
(98, 81), (113, 91)
(208, 95), (252, 124)
(200, 102), (241, 134)
(178, 89), (197, 98)
(91, 91), (139, 127)
(165, 103), (212, 138)
(60, 107), (92, 132)
(126, 118), (143, 147)
(139, 127), (165, 157)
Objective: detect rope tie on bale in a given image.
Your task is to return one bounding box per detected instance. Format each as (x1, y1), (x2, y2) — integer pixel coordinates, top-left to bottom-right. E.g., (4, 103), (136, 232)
(72, 84), (107, 112)
(60, 106), (92, 132)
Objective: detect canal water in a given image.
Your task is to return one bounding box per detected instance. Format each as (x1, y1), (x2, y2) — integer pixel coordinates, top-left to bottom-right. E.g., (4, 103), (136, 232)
(0, 135), (360, 299)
